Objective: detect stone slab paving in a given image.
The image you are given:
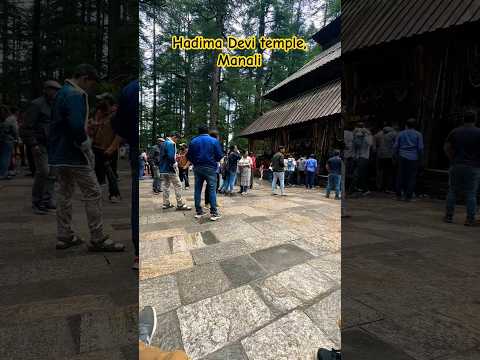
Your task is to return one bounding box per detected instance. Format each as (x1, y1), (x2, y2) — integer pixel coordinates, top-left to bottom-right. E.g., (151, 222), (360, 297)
(343, 193), (480, 360)
(0, 161), (137, 360)
(140, 178), (340, 359)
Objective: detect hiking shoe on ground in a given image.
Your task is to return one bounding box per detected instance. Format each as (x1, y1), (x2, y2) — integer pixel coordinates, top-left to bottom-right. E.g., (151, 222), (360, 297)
(465, 218), (478, 227)
(139, 306), (157, 345)
(162, 204), (175, 210)
(210, 213), (222, 221)
(176, 204), (192, 211)
(33, 204), (48, 215)
(443, 215), (453, 223)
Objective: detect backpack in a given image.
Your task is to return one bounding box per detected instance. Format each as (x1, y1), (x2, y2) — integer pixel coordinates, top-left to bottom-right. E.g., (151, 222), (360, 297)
(353, 130), (368, 153)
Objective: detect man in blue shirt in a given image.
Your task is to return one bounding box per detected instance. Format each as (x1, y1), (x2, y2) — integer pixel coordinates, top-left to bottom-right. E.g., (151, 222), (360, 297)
(393, 118), (424, 201)
(305, 154), (318, 190)
(159, 132), (191, 211)
(187, 125), (224, 221)
(326, 150), (342, 200)
(444, 110), (480, 226)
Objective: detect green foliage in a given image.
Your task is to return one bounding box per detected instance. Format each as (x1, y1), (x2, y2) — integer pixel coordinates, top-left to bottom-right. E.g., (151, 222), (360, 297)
(140, 0), (329, 149)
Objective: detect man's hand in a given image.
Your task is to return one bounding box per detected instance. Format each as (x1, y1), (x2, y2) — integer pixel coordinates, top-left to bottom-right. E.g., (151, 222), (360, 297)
(80, 138), (95, 168)
(104, 146), (115, 157)
(33, 145), (41, 154)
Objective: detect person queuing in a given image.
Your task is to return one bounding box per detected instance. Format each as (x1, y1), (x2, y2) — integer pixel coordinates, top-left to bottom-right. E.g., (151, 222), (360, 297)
(443, 110), (480, 226)
(326, 150), (343, 200)
(204, 129), (221, 208)
(296, 155), (307, 186)
(139, 149), (148, 180)
(249, 152), (256, 189)
(238, 150), (252, 195)
(177, 144), (190, 190)
(186, 125), (223, 221)
(271, 146), (286, 196)
(343, 125), (354, 193)
(150, 138), (164, 194)
(48, 64), (124, 252)
(393, 118), (424, 202)
(224, 145), (241, 196)
(22, 80), (62, 213)
(6, 107), (20, 178)
(159, 132), (191, 211)
(87, 93), (122, 203)
(0, 105), (18, 180)
(352, 122), (373, 195)
(374, 124), (397, 193)
(305, 154), (318, 190)
(285, 154), (296, 186)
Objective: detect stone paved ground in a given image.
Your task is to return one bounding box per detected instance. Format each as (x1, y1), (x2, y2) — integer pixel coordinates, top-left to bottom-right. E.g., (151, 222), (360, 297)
(140, 178), (341, 360)
(343, 194), (480, 360)
(0, 161), (137, 360)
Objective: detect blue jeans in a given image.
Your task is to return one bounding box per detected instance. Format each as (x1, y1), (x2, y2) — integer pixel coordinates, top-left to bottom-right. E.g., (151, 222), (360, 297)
(0, 142), (13, 177)
(226, 170), (237, 193)
(306, 171), (316, 189)
(139, 159), (145, 178)
(272, 171), (285, 194)
(326, 174), (341, 198)
(446, 165), (480, 221)
(396, 157), (418, 199)
(194, 166), (218, 214)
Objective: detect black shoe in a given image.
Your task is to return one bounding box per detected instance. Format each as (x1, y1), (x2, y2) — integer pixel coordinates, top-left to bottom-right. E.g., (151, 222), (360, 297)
(318, 348), (341, 360)
(44, 203), (56, 210)
(464, 218), (478, 227)
(443, 215), (453, 223)
(32, 204), (48, 215)
(210, 212), (222, 221)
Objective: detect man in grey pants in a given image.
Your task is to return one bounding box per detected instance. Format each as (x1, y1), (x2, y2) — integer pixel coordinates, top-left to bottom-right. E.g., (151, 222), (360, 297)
(23, 80), (62, 214)
(48, 64), (124, 252)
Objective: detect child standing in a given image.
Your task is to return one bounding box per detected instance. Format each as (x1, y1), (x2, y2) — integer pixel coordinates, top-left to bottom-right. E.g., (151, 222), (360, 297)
(326, 149), (342, 200)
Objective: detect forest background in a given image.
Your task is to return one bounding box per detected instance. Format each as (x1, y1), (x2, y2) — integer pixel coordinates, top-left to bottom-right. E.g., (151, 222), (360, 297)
(140, 0), (340, 148)
(1, 0), (138, 106)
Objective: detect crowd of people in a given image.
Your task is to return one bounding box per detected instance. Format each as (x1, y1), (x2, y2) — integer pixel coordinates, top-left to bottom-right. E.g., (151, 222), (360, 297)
(0, 64), (141, 268)
(343, 113), (480, 226)
(146, 124), (346, 224)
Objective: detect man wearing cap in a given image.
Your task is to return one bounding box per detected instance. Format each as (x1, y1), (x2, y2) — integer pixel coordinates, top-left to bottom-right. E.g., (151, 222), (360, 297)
(48, 64), (125, 252)
(23, 80), (62, 214)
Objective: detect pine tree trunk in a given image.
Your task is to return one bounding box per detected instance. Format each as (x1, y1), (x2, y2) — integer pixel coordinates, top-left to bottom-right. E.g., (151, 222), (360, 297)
(31, 0), (42, 97)
(254, 0), (267, 117)
(108, 0), (120, 78)
(151, 3), (157, 144)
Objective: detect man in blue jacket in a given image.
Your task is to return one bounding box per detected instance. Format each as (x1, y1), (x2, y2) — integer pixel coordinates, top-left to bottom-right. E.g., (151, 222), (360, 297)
(48, 64), (124, 252)
(159, 132), (191, 211)
(187, 125), (224, 221)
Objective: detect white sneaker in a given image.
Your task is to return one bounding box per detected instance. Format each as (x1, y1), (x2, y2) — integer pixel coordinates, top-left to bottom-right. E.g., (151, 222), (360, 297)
(210, 213), (222, 221)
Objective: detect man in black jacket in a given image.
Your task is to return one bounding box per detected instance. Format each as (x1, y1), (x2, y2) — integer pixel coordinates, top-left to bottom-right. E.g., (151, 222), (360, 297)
(23, 80), (62, 215)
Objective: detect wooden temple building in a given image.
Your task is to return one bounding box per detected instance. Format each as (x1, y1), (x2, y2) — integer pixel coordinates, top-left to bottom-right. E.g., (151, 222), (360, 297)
(342, 0), (480, 194)
(240, 19), (342, 168)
